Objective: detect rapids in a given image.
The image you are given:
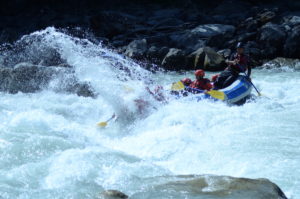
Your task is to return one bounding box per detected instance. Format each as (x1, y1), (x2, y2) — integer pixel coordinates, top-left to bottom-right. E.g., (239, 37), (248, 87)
(0, 28), (299, 198)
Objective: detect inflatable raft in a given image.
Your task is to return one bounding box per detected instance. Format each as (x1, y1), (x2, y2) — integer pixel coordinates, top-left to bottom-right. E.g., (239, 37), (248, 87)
(194, 75), (253, 104)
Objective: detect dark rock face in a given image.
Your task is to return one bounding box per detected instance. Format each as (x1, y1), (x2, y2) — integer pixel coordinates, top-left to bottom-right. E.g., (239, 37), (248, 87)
(258, 23), (286, 59)
(284, 25), (300, 58)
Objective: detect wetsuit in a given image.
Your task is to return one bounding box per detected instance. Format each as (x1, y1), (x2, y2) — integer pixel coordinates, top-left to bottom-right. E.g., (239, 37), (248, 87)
(214, 53), (251, 89)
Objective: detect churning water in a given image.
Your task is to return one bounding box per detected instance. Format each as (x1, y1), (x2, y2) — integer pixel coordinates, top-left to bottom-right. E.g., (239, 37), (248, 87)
(0, 28), (299, 198)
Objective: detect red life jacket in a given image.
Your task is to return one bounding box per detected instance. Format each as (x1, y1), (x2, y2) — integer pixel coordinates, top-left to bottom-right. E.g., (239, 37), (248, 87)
(190, 78), (212, 90)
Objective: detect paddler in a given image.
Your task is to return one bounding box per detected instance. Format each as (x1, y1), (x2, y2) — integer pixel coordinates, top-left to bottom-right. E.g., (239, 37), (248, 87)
(189, 69), (212, 92)
(214, 42), (251, 89)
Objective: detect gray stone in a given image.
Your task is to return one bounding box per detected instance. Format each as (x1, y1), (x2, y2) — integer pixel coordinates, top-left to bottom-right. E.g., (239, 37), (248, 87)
(130, 175), (287, 199)
(125, 39), (147, 59)
(161, 48), (186, 70)
(187, 47), (225, 71)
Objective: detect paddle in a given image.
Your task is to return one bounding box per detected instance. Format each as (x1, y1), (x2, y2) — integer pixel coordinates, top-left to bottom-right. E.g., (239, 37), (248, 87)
(171, 81), (226, 100)
(242, 73), (262, 97)
(97, 113), (116, 127)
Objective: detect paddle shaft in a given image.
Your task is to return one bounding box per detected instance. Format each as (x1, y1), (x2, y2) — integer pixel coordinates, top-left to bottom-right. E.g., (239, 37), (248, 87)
(243, 73), (261, 96)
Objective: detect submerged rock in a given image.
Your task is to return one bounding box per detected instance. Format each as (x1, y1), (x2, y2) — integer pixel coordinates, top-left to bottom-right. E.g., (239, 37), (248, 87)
(130, 175), (287, 199)
(101, 190), (128, 199)
(0, 63), (95, 97)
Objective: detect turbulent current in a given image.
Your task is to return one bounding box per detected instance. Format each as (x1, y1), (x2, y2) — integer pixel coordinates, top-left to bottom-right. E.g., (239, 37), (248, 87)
(0, 28), (299, 199)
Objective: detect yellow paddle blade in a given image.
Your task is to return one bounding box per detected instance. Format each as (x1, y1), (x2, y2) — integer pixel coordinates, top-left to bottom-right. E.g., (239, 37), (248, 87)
(171, 81), (185, 91)
(206, 90), (226, 100)
(97, 122), (108, 127)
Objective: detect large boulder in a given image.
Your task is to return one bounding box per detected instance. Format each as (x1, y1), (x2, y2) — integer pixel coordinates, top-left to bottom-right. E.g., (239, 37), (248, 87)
(284, 25), (300, 58)
(187, 47), (226, 71)
(130, 175), (287, 199)
(146, 46), (169, 63)
(0, 63), (95, 97)
(258, 23), (287, 58)
(124, 39), (147, 59)
(170, 24), (235, 51)
(161, 48), (186, 70)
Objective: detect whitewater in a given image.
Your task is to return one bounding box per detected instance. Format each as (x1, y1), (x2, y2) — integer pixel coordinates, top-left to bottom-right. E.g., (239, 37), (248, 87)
(0, 28), (299, 199)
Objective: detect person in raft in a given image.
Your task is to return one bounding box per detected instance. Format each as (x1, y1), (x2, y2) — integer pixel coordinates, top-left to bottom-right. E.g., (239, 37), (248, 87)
(189, 69), (212, 92)
(213, 42), (251, 89)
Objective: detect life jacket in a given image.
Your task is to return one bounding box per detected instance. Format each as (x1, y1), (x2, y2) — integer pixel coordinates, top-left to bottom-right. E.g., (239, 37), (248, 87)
(190, 78), (212, 91)
(227, 53), (248, 74)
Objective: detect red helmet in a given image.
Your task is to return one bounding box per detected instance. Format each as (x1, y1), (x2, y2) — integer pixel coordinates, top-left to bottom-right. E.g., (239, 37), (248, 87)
(195, 69), (205, 77)
(181, 78), (192, 86)
(211, 74), (219, 82)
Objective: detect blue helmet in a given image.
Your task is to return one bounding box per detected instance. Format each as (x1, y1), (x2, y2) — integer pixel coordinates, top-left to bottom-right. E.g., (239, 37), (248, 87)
(236, 42), (245, 49)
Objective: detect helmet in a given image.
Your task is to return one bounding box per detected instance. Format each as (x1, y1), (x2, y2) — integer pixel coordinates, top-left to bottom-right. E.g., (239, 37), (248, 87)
(211, 74), (219, 82)
(181, 78), (192, 86)
(236, 42), (244, 49)
(195, 69), (205, 77)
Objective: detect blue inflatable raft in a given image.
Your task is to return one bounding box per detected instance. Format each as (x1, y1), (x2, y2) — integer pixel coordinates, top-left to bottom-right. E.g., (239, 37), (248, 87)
(195, 75), (253, 104)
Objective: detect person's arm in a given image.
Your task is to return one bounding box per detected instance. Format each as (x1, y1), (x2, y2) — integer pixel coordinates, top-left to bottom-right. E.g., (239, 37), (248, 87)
(247, 65), (251, 77)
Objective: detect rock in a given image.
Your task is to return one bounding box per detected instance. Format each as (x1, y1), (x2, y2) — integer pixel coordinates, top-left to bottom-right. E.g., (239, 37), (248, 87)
(146, 46), (169, 63)
(0, 63), (95, 97)
(161, 48), (186, 70)
(283, 15), (300, 27)
(124, 39), (147, 59)
(101, 190), (128, 199)
(130, 175), (287, 199)
(217, 49), (231, 59)
(284, 25), (300, 58)
(258, 23), (287, 58)
(90, 11), (137, 39)
(257, 10), (276, 25)
(187, 47), (225, 71)
(170, 24), (235, 51)
(261, 57), (300, 70)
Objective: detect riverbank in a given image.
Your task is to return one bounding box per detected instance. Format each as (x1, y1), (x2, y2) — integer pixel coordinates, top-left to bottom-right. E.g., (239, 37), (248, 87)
(1, 0), (300, 71)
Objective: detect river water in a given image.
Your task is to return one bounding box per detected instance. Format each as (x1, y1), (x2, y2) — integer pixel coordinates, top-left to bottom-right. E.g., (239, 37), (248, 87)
(0, 28), (299, 199)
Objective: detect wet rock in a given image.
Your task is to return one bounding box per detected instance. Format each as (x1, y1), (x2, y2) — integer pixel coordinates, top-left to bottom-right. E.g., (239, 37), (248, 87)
(217, 49), (231, 59)
(146, 46), (169, 63)
(284, 25), (300, 58)
(170, 24), (235, 51)
(257, 10), (276, 25)
(124, 39), (147, 59)
(161, 48), (186, 70)
(0, 63), (95, 97)
(101, 190), (128, 199)
(130, 175), (287, 199)
(258, 23), (286, 58)
(261, 57), (300, 70)
(187, 47), (225, 71)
